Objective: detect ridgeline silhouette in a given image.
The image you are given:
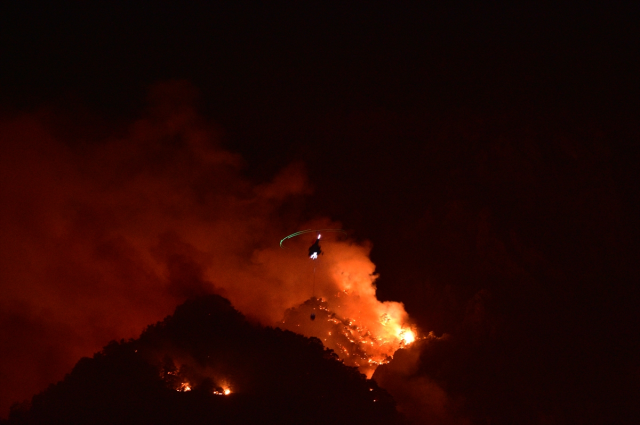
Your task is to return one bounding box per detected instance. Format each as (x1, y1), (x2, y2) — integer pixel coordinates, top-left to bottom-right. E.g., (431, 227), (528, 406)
(3, 295), (400, 425)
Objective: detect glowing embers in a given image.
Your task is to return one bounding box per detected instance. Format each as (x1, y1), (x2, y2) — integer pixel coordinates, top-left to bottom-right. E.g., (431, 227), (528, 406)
(177, 382), (231, 395)
(310, 252), (318, 260)
(162, 357), (233, 396)
(213, 381), (233, 396)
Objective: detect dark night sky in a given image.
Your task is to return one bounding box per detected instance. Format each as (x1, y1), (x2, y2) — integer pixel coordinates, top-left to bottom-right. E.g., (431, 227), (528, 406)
(1, 2), (639, 423)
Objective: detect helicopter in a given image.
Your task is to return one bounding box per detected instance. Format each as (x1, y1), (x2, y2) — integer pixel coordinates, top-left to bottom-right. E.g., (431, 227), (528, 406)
(308, 234), (322, 259)
(280, 229), (347, 320)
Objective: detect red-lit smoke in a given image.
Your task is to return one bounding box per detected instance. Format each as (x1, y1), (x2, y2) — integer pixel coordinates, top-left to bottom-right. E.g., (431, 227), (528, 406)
(0, 82), (415, 416)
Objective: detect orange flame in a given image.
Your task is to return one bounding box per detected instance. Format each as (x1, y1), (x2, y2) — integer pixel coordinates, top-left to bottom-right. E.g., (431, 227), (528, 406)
(178, 382), (192, 392)
(272, 228), (418, 377)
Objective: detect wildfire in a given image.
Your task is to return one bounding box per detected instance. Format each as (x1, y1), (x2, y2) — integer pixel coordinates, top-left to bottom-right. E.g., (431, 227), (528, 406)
(281, 297), (417, 378)
(399, 329), (415, 345)
(178, 382), (192, 392)
(271, 225), (422, 378)
(163, 359), (233, 396)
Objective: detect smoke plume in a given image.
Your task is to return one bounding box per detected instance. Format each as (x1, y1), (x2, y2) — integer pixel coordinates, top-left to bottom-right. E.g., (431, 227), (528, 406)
(0, 81), (416, 416)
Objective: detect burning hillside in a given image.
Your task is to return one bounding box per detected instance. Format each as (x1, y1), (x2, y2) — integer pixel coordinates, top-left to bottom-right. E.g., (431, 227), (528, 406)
(272, 230), (418, 378)
(0, 83), (419, 416)
(281, 297), (416, 378)
(4, 295), (401, 425)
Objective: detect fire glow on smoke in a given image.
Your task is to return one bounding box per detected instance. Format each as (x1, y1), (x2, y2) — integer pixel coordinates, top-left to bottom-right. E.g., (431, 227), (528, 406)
(161, 233), (418, 394)
(277, 234), (418, 378)
(0, 83), (420, 415)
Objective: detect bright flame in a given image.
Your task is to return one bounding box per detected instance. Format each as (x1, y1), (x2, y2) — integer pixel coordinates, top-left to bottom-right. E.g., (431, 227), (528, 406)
(178, 382), (191, 392)
(224, 388), (231, 395)
(400, 329), (415, 345)
(281, 296), (418, 378)
(270, 221), (421, 378)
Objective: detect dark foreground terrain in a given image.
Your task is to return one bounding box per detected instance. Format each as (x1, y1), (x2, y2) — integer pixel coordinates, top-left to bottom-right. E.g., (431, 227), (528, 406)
(2, 295), (399, 425)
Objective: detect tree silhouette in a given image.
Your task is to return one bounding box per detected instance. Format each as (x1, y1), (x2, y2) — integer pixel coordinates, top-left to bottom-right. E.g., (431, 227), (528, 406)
(3, 295), (400, 425)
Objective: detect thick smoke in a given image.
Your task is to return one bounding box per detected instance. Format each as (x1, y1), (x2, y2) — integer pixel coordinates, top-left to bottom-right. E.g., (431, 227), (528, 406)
(0, 81), (417, 416)
(374, 340), (459, 425)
